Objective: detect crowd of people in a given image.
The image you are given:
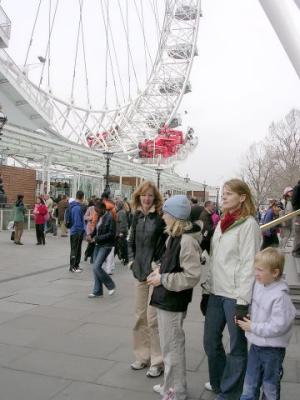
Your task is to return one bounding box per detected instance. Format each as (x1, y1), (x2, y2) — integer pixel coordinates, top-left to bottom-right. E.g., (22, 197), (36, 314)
(9, 177), (300, 400)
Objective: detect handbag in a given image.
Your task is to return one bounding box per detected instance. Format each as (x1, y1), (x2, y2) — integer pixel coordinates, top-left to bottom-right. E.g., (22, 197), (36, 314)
(10, 231), (15, 241)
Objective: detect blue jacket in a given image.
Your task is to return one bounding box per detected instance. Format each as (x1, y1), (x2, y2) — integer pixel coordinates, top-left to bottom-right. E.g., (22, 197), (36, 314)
(261, 208), (279, 237)
(69, 201), (85, 235)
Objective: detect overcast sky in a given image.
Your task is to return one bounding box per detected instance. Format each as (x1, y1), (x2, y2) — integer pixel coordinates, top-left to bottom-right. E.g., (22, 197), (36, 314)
(176, 0), (300, 186)
(2, 0), (300, 188)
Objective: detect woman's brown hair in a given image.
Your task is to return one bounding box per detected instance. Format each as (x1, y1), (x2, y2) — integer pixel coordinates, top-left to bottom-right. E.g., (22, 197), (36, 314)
(222, 178), (256, 218)
(131, 181), (163, 213)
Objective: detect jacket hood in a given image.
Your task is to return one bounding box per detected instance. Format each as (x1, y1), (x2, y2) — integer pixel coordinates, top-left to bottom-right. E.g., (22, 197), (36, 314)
(184, 222), (203, 243)
(262, 279), (290, 294)
(69, 200), (81, 209)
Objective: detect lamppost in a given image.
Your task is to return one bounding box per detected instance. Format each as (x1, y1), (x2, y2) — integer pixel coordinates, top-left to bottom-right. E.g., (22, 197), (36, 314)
(0, 107), (7, 140)
(184, 174), (190, 196)
(0, 107), (8, 166)
(155, 166), (163, 191)
(202, 181), (207, 203)
(215, 186), (220, 210)
(103, 151), (114, 193)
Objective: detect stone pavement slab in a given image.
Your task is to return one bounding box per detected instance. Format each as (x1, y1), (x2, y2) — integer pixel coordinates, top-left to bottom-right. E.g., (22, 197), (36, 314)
(0, 231), (299, 399)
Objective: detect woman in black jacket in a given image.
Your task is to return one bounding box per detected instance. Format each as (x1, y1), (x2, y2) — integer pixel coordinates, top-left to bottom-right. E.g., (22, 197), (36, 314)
(88, 200), (116, 298)
(128, 181), (166, 378)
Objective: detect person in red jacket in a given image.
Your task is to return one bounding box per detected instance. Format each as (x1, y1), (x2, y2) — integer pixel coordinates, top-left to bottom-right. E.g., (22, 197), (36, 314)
(33, 197), (48, 245)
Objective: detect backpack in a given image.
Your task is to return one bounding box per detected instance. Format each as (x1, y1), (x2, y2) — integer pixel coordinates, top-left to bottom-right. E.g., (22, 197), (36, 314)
(64, 206), (72, 229)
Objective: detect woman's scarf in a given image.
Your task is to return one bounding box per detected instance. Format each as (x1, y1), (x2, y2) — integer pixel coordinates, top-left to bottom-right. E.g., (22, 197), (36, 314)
(220, 209), (242, 233)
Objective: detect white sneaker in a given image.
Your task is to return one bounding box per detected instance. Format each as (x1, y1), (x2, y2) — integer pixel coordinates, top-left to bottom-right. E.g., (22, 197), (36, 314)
(131, 360), (148, 370)
(74, 268), (83, 273)
(204, 382), (213, 391)
(88, 293), (102, 298)
(153, 384), (164, 395)
(108, 289), (115, 296)
(146, 365), (164, 378)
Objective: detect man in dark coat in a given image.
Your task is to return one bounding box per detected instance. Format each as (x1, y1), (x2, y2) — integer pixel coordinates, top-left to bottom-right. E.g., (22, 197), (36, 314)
(292, 180), (300, 257)
(199, 201), (215, 253)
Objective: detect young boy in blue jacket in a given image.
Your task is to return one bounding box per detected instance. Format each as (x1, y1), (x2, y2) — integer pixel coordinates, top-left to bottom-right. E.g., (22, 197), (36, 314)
(237, 247), (296, 400)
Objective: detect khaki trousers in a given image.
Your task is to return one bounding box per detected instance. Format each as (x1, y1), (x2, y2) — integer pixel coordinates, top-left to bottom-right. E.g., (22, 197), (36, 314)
(14, 221), (24, 243)
(133, 280), (163, 367)
(157, 309), (187, 400)
(60, 221), (68, 236)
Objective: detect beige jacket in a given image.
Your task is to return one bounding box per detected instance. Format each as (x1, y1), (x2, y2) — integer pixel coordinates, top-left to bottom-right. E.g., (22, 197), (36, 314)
(161, 230), (202, 292)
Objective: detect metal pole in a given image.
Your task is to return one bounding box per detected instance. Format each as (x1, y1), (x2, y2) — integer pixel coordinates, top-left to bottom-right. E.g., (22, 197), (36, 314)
(259, 0), (300, 79)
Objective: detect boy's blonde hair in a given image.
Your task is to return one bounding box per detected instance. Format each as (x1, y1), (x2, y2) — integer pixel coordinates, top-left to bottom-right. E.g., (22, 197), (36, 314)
(255, 247), (285, 278)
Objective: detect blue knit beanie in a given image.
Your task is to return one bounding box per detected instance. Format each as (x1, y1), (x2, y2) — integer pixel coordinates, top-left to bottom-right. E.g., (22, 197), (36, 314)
(163, 195), (191, 220)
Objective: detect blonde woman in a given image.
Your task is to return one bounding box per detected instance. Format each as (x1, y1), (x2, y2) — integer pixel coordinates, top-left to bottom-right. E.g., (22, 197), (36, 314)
(128, 181), (166, 377)
(203, 179), (261, 399)
(147, 195), (202, 400)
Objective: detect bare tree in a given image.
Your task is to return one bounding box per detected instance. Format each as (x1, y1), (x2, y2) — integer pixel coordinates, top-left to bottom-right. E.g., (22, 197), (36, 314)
(240, 141), (274, 205)
(240, 109), (300, 204)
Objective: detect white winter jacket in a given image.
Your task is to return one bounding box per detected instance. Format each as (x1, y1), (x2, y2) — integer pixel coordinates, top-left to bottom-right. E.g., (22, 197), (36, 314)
(246, 279), (296, 348)
(208, 216), (261, 305)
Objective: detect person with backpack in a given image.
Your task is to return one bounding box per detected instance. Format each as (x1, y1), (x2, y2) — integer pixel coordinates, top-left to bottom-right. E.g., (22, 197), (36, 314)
(68, 191), (85, 272)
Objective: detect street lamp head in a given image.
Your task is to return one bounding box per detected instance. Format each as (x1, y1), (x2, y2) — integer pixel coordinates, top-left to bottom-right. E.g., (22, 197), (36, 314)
(0, 109), (7, 134)
(103, 150), (114, 160)
(184, 174), (190, 183)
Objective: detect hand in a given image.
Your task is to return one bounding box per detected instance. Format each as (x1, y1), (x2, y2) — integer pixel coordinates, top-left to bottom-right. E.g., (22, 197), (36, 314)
(147, 269), (161, 287)
(86, 235), (92, 242)
(236, 317), (251, 332)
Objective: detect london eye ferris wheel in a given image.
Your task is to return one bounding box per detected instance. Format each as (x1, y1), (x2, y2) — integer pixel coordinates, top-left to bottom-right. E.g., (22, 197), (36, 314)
(4, 0), (201, 166)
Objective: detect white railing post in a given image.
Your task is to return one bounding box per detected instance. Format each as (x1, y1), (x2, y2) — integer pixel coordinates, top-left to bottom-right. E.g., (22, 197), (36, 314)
(27, 209), (31, 230)
(0, 209), (3, 230)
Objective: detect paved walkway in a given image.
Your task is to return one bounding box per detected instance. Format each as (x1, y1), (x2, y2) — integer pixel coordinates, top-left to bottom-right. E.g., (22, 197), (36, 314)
(0, 230), (299, 400)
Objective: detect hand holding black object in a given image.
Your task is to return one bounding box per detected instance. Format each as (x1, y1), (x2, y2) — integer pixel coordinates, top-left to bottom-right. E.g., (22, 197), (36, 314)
(200, 294), (210, 316)
(235, 304), (249, 321)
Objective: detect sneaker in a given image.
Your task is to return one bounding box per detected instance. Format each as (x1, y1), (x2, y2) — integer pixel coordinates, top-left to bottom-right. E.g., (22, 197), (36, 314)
(108, 289), (115, 296)
(88, 293), (103, 298)
(146, 366), (164, 378)
(69, 268), (75, 272)
(153, 384), (164, 395)
(131, 360), (148, 370)
(204, 382), (214, 391)
(74, 268), (83, 273)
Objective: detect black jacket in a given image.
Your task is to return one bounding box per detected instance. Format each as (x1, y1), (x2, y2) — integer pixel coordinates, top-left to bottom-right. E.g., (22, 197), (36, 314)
(128, 209), (166, 282)
(92, 211), (116, 247)
(199, 208), (214, 252)
(150, 235), (193, 312)
(292, 181), (300, 211)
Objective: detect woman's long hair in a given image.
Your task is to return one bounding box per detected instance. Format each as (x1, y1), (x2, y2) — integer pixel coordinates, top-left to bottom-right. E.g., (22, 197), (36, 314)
(222, 179), (256, 218)
(131, 181), (162, 213)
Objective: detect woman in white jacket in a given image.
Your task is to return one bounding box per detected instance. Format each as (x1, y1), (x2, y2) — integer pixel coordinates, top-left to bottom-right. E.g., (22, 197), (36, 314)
(203, 179), (261, 400)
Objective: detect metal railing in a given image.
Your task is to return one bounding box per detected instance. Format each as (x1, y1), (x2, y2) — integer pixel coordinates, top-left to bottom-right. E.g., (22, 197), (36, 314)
(0, 207), (35, 231)
(0, 5), (11, 43)
(260, 209), (300, 232)
(0, 49), (53, 120)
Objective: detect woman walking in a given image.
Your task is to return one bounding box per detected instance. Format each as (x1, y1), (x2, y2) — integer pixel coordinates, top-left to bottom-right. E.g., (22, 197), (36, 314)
(203, 179), (261, 400)
(33, 197), (48, 245)
(88, 200), (116, 298)
(128, 181), (166, 378)
(13, 194), (26, 245)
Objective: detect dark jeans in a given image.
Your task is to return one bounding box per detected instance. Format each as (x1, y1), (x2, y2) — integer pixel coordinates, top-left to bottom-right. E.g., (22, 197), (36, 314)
(70, 232), (84, 270)
(204, 294), (248, 400)
(241, 344), (285, 400)
(35, 224), (45, 244)
(92, 245), (115, 295)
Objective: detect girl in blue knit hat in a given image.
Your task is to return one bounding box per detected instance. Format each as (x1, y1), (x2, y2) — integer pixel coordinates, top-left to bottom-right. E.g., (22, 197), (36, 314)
(147, 195), (202, 400)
